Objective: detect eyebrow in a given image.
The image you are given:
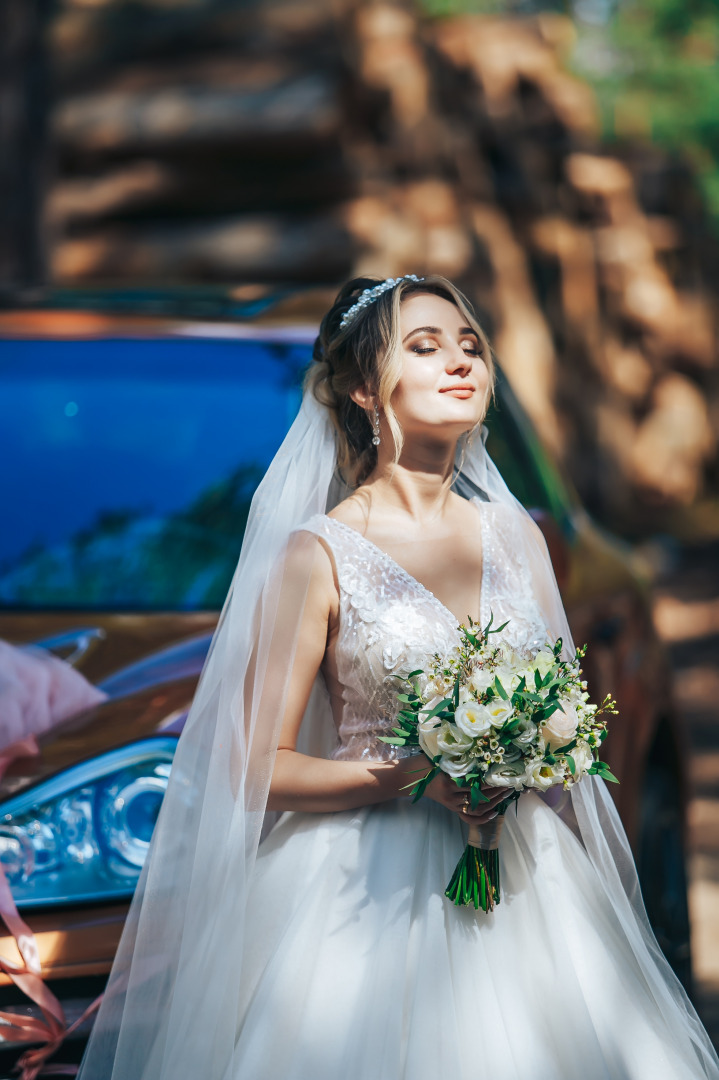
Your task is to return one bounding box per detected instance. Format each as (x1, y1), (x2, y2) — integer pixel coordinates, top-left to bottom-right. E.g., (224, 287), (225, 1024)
(402, 325), (479, 344)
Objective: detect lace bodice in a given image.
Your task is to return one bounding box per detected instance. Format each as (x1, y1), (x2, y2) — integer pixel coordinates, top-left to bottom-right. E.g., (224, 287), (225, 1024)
(302, 501), (548, 763)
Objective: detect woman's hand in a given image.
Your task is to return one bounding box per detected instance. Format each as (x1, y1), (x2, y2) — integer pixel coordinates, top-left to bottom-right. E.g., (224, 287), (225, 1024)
(399, 758), (509, 824)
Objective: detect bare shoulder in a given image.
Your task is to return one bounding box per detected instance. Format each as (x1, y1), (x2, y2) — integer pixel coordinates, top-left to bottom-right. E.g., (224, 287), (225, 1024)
(326, 491), (372, 531)
(448, 491), (484, 528)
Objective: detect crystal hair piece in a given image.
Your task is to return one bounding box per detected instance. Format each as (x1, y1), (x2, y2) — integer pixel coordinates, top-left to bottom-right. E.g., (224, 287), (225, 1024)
(339, 275), (425, 330)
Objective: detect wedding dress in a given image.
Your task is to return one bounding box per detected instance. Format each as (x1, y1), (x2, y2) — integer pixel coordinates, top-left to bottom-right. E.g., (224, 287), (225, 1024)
(230, 504), (715, 1080)
(78, 396), (719, 1080)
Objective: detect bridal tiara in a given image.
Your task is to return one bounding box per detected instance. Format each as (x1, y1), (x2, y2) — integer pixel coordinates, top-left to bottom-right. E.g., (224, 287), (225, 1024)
(339, 275), (425, 330)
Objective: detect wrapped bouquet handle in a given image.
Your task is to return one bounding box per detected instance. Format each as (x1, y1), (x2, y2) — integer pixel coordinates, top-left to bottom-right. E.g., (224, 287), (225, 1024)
(447, 816), (505, 911)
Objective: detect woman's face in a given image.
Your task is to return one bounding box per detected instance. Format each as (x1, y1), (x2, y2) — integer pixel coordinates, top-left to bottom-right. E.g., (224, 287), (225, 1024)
(390, 292), (489, 443)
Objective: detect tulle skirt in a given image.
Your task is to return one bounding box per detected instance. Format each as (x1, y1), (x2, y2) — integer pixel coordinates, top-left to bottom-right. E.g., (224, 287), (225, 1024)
(232, 793), (712, 1080)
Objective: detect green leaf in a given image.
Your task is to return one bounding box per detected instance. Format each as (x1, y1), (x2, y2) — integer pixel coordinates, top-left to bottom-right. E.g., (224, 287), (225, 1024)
(494, 676), (509, 700)
(540, 701), (561, 719)
(553, 739), (577, 754)
(565, 753), (576, 776)
(420, 698), (453, 721)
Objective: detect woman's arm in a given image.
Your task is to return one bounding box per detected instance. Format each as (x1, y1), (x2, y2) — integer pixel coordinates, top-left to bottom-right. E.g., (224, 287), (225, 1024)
(266, 535), (506, 823)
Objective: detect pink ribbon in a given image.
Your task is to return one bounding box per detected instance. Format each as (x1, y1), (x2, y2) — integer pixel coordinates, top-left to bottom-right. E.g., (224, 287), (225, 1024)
(0, 737), (103, 1079)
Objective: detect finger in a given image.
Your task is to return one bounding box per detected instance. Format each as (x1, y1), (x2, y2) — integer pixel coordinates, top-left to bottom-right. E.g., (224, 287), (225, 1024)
(459, 809), (498, 824)
(456, 791), (504, 812)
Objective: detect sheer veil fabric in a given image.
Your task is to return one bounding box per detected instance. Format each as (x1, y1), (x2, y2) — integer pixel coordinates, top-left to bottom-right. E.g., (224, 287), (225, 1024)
(78, 393), (719, 1079)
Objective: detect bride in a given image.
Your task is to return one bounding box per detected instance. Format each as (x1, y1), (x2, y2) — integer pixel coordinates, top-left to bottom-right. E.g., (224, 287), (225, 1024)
(79, 275), (719, 1079)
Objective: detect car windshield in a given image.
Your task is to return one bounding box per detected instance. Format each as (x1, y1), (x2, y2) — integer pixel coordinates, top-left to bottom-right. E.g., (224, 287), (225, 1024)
(1, 335), (307, 610)
(1, 333), (561, 612)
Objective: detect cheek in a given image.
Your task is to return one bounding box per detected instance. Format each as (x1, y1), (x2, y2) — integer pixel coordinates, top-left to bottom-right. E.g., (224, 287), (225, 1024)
(477, 358), (490, 392)
(391, 366), (438, 411)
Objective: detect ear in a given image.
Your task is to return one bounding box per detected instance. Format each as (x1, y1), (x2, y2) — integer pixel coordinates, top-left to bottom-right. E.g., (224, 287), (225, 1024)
(349, 385), (374, 411)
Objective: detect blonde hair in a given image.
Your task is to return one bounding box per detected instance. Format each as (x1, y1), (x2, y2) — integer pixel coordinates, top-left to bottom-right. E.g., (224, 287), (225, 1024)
(307, 274), (495, 486)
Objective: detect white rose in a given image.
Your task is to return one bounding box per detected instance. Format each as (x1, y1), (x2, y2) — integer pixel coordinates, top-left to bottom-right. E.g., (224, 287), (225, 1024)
(525, 758), (565, 791)
(454, 701), (493, 739)
(438, 754), (473, 778)
(436, 721), (474, 755)
(483, 758), (527, 790)
(543, 701), (578, 750)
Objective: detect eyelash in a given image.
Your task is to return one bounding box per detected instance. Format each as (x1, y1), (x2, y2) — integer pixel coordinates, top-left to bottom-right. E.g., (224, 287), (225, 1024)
(412, 344), (482, 356)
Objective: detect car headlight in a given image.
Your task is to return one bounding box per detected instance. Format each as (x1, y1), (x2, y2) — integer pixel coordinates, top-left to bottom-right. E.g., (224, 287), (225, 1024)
(0, 737), (176, 909)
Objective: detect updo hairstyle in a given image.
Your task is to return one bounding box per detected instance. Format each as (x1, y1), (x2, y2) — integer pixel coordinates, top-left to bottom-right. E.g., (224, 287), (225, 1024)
(307, 274), (494, 486)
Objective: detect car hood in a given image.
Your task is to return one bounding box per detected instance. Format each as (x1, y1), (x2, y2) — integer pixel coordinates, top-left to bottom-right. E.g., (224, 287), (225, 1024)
(0, 611), (217, 801)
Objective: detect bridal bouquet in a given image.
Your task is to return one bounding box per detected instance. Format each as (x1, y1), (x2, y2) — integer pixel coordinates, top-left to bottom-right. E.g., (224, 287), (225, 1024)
(381, 616), (618, 912)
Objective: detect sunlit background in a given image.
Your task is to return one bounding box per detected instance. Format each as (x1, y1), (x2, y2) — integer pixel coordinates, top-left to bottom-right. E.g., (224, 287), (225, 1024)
(1, 0), (718, 1062)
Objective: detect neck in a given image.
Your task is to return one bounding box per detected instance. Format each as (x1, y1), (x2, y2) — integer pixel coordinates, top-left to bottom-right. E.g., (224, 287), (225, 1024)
(363, 435), (458, 524)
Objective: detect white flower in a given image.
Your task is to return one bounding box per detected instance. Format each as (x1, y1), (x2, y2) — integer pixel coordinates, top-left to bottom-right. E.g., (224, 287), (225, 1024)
(458, 685), (473, 705)
(525, 758), (565, 791)
(454, 701), (493, 738)
(494, 666), (522, 692)
(417, 714), (443, 759)
(436, 721), (474, 756)
(419, 674), (450, 698)
(438, 753), (473, 778)
(498, 644), (523, 669)
(533, 649), (556, 678)
(469, 666), (494, 694)
(511, 719), (537, 747)
(569, 739), (594, 778)
(485, 698), (514, 729)
(421, 694), (448, 715)
(543, 701), (579, 750)
(483, 758), (527, 790)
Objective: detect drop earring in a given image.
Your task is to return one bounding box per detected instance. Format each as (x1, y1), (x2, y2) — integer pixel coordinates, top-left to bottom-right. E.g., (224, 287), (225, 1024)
(372, 403), (381, 447)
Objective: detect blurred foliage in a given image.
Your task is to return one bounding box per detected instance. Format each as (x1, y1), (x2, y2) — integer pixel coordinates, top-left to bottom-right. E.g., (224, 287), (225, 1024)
(418, 0), (719, 230)
(592, 0), (719, 228)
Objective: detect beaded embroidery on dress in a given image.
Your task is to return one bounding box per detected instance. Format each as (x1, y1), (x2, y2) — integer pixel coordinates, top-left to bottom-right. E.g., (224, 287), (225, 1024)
(307, 500), (548, 764)
(229, 503), (716, 1080)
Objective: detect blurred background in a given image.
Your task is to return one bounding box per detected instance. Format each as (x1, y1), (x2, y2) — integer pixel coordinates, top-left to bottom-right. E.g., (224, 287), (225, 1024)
(1, 0), (719, 1061)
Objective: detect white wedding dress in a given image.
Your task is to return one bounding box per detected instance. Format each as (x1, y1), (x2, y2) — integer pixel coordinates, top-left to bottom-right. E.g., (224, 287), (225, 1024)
(228, 504), (717, 1080)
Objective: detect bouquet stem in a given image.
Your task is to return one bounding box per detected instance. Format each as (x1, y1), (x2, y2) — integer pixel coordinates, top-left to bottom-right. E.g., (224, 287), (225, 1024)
(445, 817), (505, 912)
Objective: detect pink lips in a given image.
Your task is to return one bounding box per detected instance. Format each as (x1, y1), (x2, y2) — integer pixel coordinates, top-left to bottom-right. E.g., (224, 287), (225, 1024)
(440, 385), (475, 398)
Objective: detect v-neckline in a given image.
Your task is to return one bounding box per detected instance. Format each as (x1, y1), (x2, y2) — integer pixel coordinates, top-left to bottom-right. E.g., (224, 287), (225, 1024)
(322, 499), (484, 628)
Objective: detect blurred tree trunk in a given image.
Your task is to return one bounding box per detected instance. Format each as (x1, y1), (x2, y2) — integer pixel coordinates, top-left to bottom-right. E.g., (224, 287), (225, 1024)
(0, 0), (52, 290)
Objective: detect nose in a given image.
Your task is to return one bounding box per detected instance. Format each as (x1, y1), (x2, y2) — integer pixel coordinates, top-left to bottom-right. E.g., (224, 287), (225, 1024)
(446, 341), (473, 376)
